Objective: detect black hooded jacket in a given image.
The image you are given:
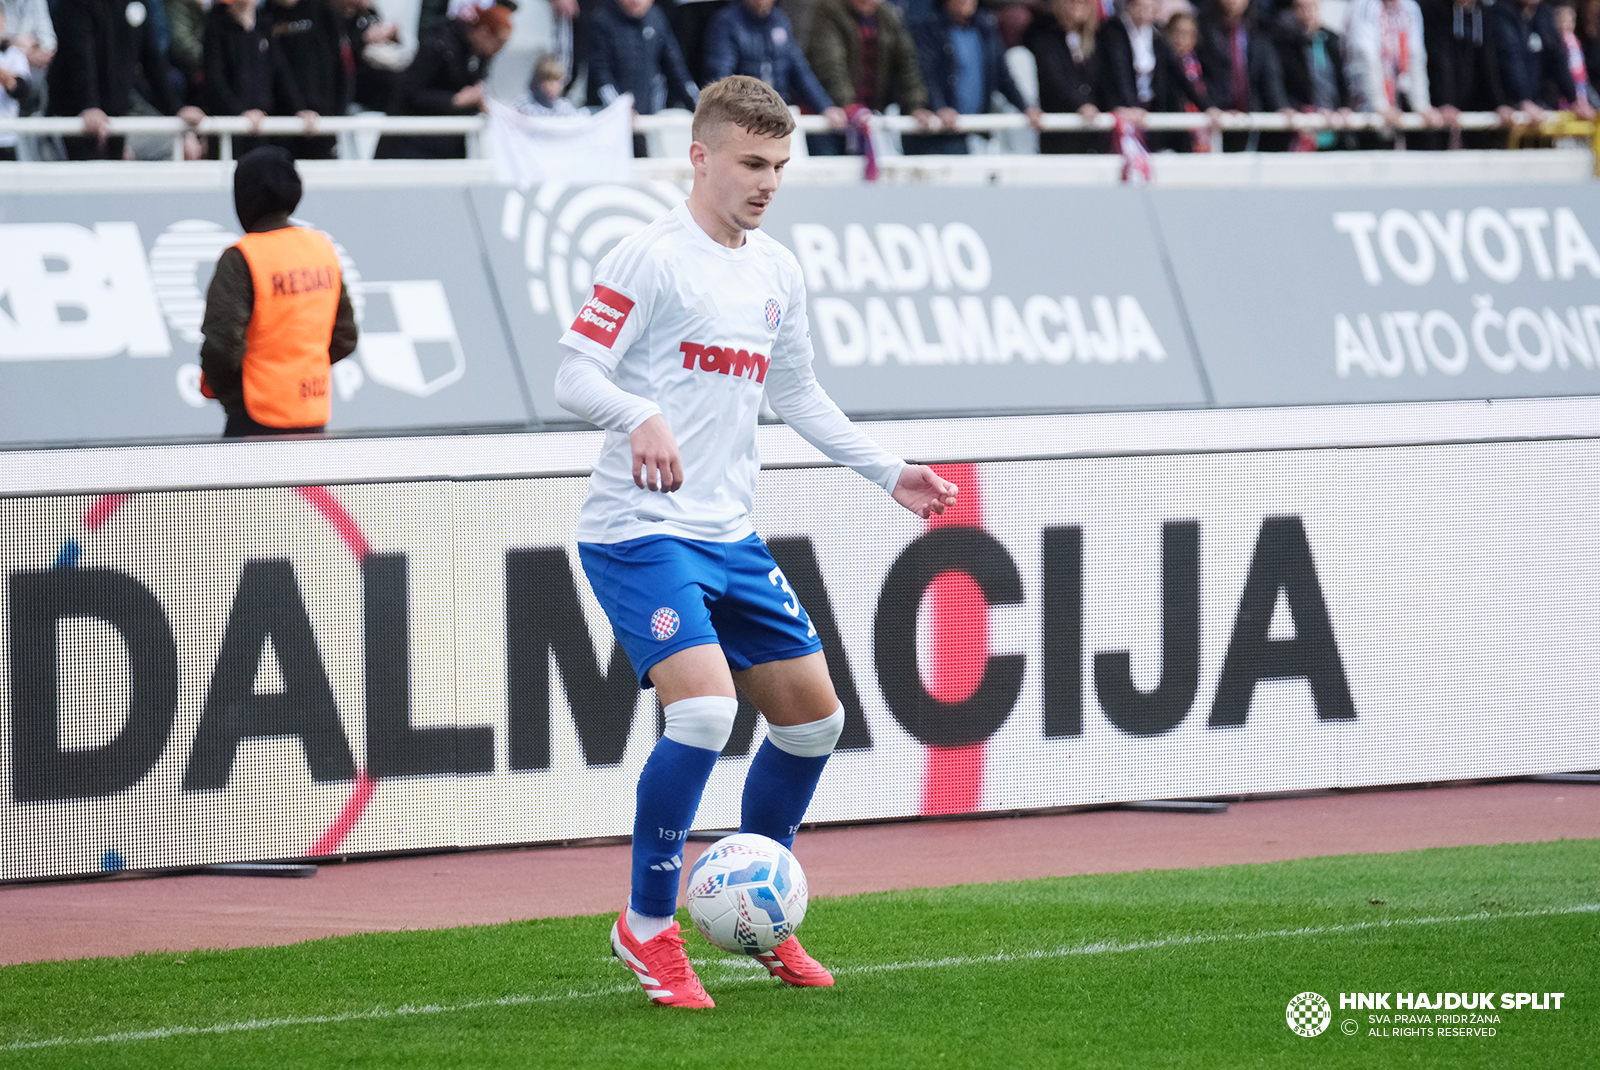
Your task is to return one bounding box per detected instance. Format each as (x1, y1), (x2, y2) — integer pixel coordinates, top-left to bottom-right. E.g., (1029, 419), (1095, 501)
(260, 0), (349, 114)
(47, 0), (181, 116)
(337, 0), (400, 111)
(1421, 0), (1508, 110)
(391, 16), (495, 113)
(201, 4), (297, 115)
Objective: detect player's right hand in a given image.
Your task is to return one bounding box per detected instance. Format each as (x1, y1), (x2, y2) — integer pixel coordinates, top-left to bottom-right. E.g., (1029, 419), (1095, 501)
(630, 414), (684, 493)
(893, 465), (958, 519)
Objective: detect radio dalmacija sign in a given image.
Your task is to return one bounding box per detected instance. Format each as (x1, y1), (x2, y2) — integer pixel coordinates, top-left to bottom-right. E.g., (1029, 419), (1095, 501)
(470, 183), (1208, 423)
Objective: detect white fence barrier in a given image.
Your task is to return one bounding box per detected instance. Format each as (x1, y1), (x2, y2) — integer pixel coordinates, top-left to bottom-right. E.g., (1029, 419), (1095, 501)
(0, 109), (1575, 163)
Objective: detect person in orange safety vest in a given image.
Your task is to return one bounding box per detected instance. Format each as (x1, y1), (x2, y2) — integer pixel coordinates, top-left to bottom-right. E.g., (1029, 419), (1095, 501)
(200, 145), (359, 438)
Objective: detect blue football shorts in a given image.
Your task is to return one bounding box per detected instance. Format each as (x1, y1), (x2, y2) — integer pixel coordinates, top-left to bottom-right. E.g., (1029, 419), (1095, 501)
(577, 533), (823, 689)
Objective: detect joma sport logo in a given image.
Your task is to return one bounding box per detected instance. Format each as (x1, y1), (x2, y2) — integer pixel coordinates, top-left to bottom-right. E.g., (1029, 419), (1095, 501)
(679, 342), (771, 383)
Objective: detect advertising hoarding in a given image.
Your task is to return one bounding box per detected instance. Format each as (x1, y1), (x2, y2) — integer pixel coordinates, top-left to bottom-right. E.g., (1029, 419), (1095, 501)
(5, 435), (1597, 881)
(1151, 187), (1600, 406)
(0, 189), (533, 445)
(10, 180), (1600, 450)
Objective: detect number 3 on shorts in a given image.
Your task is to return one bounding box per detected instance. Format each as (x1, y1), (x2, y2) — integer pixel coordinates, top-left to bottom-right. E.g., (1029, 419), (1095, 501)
(768, 565), (817, 638)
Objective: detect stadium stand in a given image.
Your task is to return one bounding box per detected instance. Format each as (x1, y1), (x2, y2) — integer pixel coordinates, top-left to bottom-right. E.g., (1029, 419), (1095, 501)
(4, 0), (1600, 163)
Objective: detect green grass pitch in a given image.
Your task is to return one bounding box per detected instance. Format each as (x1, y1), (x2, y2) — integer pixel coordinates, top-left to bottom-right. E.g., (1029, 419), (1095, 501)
(1, 839), (1595, 1069)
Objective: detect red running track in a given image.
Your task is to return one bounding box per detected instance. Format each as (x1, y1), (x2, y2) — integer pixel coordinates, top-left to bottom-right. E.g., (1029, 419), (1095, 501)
(1, 781), (1595, 966)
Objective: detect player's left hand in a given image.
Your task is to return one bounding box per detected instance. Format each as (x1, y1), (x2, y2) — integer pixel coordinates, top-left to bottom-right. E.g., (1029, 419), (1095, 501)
(892, 465), (958, 519)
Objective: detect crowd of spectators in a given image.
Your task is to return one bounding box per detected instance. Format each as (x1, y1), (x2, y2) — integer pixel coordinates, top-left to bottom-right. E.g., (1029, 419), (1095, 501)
(3, 0), (1599, 161)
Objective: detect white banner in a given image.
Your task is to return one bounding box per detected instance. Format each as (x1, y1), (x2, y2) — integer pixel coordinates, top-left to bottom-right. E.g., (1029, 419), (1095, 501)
(485, 97), (634, 189)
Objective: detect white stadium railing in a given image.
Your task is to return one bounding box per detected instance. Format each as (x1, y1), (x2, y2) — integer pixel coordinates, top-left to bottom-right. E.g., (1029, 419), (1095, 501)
(1, 109), (1595, 165)
(648, 109), (1561, 133)
(0, 114), (487, 161)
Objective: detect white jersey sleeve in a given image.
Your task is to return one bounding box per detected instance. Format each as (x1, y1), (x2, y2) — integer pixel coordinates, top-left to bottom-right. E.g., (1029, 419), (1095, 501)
(553, 347), (661, 434)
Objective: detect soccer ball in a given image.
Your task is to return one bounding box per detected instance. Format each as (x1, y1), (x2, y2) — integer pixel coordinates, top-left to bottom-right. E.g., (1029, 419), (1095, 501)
(685, 833), (809, 954)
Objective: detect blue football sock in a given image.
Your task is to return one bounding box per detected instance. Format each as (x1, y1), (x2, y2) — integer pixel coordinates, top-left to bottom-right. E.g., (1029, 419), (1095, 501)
(740, 738), (831, 851)
(630, 736), (720, 917)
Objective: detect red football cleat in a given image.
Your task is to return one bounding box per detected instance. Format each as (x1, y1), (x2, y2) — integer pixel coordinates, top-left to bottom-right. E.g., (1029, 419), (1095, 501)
(610, 912), (716, 1008)
(753, 935), (835, 987)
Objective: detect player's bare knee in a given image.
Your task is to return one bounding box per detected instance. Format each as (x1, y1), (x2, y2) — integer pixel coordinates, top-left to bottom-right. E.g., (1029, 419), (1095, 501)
(662, 695), (738, 752)
(765, 706), (844, 758)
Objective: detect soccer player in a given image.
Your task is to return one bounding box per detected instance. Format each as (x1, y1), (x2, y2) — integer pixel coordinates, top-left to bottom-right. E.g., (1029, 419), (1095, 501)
(552, 74), (958, 1009)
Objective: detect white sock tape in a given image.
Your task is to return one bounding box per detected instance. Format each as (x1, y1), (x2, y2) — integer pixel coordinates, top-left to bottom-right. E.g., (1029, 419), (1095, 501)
(765, 706), (844, 758)
(662, 695), (738, 752)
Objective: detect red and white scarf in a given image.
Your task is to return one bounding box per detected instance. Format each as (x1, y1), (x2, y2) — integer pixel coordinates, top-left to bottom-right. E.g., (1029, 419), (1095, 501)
(1379, 2), (1410, 107)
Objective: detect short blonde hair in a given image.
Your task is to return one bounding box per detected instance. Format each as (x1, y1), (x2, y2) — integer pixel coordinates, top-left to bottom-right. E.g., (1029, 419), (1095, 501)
(692, 76), (796, 145)
(533, 52), (566, 83)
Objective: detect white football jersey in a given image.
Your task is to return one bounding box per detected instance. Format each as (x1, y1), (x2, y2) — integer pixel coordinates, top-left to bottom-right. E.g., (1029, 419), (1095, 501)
(560, 202), (817, 545)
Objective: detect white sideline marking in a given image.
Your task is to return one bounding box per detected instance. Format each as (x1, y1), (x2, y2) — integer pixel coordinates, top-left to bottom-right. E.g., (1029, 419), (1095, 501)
(699, 902), (1600, 983)
(0, 986), (637, 1053)
(6, 904), (1595, 1052)
(815, 902), (1600, 981)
